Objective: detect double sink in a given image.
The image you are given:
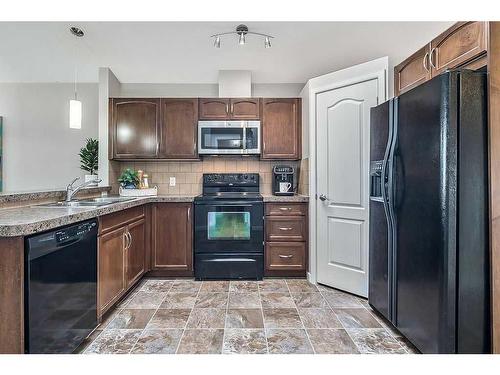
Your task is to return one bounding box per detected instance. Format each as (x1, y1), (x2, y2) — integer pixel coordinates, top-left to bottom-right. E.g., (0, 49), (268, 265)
(37, 196), (137, 209)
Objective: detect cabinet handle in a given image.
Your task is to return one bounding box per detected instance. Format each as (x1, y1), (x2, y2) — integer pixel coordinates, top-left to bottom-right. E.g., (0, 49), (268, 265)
(279, 227), (293, 231)
(230, 103), (234, 114)
(123, 231), (130, 250)
(128, 231), (133, 249)
(187, 206), (191, 221)
(423, 52), (430, 72)
(278, 254), (294, 259)
(429, 48), (437, 69)
(226, 103), (229, 114)
(278, 207), (292, 211)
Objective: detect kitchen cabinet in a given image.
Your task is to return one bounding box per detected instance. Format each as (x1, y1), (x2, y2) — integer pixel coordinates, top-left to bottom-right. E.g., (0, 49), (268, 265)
(152, 203), (193, 275)
(98, 226), (127, 315)
(126, 218), (146, 287)
(230, 98), (260, 119)
(199, 98), (261, 120)
(264, 202), (308, 276)
(199, 98), (231, 119)
(394, 22), (488, 95)
(98, 206), (146, 316)
(110, 98), (161, 159)
(261, 98), (301, 160)
(160, 98), (199, 159)
(430, 22), (487, 76)
(394, 45), (432, 96)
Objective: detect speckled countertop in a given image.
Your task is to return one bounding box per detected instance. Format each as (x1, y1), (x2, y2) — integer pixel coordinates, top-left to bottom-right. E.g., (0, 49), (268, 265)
(262, 194), (309, 203)
(0, 186), (112, 205)
(0, 195), (195, 237)
(0, 193), (309, 237)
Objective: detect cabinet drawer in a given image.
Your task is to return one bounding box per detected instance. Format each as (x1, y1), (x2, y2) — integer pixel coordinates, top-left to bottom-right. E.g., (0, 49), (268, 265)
(265, 242), (306, 271)
(266, 216), (306, 242)
(99, 206), (145, 235)
(265, 203), (307, 216)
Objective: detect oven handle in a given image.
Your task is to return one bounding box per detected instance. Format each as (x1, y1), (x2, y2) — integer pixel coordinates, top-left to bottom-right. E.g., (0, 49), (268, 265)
(202, 204), (254, 208)
(206, 258), (256, 263)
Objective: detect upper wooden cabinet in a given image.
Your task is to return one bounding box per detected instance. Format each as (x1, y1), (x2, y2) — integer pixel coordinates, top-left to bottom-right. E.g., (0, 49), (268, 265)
(394, 22), (488, 95)
(160, 99), (198, 159)
(152, 203), (193, 275)
(230, 98), (260, 119)
(199, 98), (261, 120)
(395, 45), (432, 96)
(110, 98), (161, 159)
(261, 98), (301, 160)
(430, 22), (487, 76)
(199, 98), (230, 119)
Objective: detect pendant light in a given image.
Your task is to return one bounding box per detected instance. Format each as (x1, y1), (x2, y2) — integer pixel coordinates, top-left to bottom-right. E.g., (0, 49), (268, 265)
(69, 27), (84, 129)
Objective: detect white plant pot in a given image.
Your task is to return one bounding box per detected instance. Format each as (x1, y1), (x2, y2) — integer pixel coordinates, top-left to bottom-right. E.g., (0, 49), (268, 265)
(85, 174), (99, 186)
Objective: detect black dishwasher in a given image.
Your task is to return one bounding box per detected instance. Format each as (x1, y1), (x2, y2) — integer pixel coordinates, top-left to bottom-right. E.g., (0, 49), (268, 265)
(25, 219), (98, 354)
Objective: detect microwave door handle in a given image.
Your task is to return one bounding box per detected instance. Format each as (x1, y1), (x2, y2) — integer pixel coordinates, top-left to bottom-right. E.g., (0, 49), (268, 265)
(243, 122), (247, 151)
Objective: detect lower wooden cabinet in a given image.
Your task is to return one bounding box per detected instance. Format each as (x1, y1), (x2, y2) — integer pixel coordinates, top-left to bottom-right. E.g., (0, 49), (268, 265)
(126, 218), (146, 287)
(98, 226), (127, 315)
(152, 203), (193, 275)
(264, 202), (308, 277)
(98, 207), (147, 317)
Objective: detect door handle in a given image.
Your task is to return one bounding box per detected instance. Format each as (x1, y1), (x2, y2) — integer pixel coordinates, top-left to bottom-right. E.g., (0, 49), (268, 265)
(429, 47), (437, 69)
(423, 52), (430, 72)
(278, 254), (293, 259)
(123, 231), (130, 250)
(127, 231), (132, 249)
(319, 194), (328, 201)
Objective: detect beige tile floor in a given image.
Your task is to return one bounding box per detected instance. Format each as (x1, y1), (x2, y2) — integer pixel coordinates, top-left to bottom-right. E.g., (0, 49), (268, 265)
(79, 278), (419, 354)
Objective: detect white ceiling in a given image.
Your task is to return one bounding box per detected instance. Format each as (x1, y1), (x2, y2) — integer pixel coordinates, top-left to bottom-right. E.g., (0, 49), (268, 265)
(0, 22), (454, 84)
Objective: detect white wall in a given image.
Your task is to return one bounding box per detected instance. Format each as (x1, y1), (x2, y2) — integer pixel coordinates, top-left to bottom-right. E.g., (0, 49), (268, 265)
(116, 83), (304, 98)
(0, 83), (98, 192)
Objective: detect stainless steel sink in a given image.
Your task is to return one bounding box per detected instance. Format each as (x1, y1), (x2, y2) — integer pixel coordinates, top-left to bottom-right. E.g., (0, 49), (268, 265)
(35, 197), (136, 208)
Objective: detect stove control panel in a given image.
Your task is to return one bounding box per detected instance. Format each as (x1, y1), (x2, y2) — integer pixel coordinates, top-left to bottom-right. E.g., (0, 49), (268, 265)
(203, 173), (259, 186)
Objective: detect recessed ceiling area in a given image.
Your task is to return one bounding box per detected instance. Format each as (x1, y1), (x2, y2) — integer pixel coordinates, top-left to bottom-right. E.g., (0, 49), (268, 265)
(0, 21), (454, 83)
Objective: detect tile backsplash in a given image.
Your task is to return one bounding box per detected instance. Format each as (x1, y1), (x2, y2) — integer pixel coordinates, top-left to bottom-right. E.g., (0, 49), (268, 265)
(109, 157), (308, 196)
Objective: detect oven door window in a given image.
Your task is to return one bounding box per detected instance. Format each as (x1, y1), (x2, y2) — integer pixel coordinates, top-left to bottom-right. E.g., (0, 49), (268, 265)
(201, 128), (244, 150)
(207, 212), (251, 240)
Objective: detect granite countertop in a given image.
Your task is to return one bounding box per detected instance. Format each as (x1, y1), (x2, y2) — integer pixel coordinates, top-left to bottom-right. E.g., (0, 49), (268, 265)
(262, 194), (309, 203)
(0, 193), (309, 237)
(0, 195), (196, 237)
(0, 186), (112, 205)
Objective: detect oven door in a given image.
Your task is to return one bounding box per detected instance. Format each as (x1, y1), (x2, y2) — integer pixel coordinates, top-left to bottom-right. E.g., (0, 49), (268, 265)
(194, 200), (264, 253)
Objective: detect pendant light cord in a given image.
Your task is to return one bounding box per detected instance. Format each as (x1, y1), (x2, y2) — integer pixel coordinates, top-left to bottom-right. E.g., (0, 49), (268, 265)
(73, 33), (78, 101)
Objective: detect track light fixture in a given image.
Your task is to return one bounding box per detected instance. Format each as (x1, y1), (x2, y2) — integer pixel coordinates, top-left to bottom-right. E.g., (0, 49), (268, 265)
(211, 24), (273, 48)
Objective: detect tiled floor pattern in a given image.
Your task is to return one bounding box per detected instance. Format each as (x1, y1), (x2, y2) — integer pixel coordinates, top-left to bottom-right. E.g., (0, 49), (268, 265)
(80, 279), (419, 354)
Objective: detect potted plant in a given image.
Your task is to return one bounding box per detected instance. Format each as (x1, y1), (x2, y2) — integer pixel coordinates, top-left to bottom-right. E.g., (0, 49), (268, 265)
(79, 138), (99, 186)
(118, 168), (139, 189)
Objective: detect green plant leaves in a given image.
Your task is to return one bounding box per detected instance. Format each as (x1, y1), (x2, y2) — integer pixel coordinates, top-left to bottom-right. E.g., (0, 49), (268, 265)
(79, 138), (98, 175)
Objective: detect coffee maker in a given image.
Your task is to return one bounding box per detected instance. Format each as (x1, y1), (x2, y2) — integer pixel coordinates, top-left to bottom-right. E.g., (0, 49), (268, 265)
(272, 165), (295, 196)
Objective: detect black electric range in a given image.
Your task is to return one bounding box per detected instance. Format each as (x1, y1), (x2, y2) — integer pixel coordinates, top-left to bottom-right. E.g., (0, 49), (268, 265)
(194, 173), (264, 280)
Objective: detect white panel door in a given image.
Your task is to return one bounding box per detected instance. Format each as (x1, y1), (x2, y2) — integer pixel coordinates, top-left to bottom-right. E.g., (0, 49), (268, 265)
(316, 79), (378, 297)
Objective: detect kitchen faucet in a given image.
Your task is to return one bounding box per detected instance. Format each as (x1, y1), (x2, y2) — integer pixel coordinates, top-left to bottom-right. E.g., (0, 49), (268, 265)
(65, 177), (102, 202)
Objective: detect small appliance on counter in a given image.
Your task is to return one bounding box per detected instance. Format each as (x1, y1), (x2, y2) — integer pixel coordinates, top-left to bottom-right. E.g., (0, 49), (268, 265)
(272, 165), (295, 196)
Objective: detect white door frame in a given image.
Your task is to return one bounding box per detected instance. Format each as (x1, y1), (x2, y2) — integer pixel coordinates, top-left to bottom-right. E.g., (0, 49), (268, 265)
(305, 57), (388, 285)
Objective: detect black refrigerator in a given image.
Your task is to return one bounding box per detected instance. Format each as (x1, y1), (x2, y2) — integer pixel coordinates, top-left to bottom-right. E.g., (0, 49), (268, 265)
(369, 70), (490, 354)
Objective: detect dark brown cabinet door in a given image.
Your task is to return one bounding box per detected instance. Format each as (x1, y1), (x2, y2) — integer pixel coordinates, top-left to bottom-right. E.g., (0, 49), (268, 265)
(261, 98), (301, 160)
(265, 242), (306, 272)
(126, 218), (146, 288)
(199, 98), (230, 120)
(152, 203), (193, 274)
(160, 99), (198, 159)
(230, 98), (260, 119)
(430, 21), (487, 76)
(98, 227), (126, 315)
(111, 98), (160, 159)
(394, 44), (432, 96)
